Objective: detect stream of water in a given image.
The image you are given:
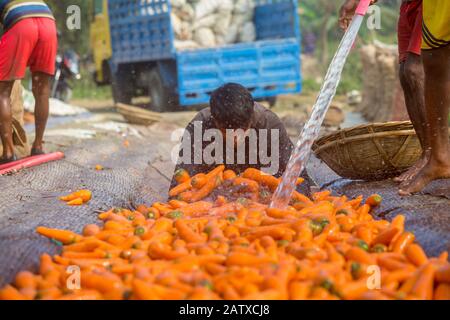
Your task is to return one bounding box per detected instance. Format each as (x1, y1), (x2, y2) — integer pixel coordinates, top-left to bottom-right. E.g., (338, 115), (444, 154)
(270, 15), (365, 209)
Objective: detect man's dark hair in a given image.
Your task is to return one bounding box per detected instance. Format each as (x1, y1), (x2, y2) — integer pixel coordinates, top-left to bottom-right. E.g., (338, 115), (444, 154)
(210, 83), (255, 129)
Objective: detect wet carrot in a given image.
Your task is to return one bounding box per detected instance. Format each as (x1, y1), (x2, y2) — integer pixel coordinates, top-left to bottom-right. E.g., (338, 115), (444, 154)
(174, 219), (206, 244)
(148, 242), (187, 260)
(174, 169), (190, 184)
(233, 177), (259, 193)
(226, 252), (273, 266)
(366, 194), (382, 207)
(339, 280), (369, 300)
(0, 285), (25, 300)
(411, 264), (435, 300)
(242, 168), (280, 191)
(223, 170), (237, 180)
(83, 224), (101, 237)
(372, 227), (400, 246)
(60, 190), (92, 202)
(391, 232), (415, 254)
(391, 215), (405, 234)
(345, 247), (375, 265)
(289, 281), (311, 300)
(173, 201), (213, 218)
(169, 181), (192, 198)
(434, 283), (450, 300)
(405, 244), (428, 267)
(435, 265), (450, 283)
(36, 227), (82, 244)
(191, 174), (207, 189)
(190, 173), (224, 202)
(133, 279), (159, 300)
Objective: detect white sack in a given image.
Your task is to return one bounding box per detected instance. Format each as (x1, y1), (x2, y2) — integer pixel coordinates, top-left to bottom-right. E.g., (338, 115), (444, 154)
(193, 27), (216, 47)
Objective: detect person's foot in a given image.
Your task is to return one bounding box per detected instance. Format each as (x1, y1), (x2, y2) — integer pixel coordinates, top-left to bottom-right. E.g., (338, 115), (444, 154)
(394, 151), (430, 183)
(31, 143), (45, 156)
(0, 154), (18, 165)
(399, 158), (450, 196)
(31, 148), (45, 156)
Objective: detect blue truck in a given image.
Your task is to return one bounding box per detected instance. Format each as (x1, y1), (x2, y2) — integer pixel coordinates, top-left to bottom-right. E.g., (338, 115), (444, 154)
(94, 0), (302, 112)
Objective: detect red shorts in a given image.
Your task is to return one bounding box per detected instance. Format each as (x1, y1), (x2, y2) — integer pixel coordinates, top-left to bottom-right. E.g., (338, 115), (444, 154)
(0, 17), (57, 81)
(398, 0), (423, 63)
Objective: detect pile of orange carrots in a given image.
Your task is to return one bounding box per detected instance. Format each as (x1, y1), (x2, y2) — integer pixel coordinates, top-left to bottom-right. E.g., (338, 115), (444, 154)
(0, 166), (448, 300)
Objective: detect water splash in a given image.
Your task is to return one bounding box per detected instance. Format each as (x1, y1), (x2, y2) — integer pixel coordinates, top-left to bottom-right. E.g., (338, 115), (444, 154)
(271, 15), (365, 209)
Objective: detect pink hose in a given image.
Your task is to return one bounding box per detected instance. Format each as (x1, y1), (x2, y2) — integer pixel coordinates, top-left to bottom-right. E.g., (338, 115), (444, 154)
(356, 0), (372, 16)
(0, 152), (65, 176)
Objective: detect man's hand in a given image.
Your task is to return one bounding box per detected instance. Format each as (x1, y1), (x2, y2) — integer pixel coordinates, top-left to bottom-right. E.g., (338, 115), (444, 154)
(339, 0), (378, 30)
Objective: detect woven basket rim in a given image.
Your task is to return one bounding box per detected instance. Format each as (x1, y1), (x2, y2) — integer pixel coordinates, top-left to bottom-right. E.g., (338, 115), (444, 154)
(313, 121), (418, 155)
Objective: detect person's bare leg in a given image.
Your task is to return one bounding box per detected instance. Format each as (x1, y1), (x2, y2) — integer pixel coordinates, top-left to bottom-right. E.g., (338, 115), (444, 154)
(31, 72), (51, 154)
(400, 45), (450, 195)
(0, 80), (15, 160)
(394, 54), (430, 183)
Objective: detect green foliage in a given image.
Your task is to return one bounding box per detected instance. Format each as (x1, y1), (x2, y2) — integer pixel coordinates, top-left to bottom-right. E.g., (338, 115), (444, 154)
(46, 0), (93, 55)
(299, 0), (401, 94)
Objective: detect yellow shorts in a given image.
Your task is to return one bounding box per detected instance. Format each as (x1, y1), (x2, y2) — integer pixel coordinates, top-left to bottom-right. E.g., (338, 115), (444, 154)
(422, 0), (450, 49)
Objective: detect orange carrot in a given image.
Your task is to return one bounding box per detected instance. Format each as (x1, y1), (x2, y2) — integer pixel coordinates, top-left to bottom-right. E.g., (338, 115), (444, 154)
(233, 177), (259, 193)
(67, 198), (84, 206)
(174, 219), (206, 244)
(191, 174), (208, 189)
(366, 194), (382, 207)
(372, 227), (400, 245)
(82, 224), (101, 237)
(345, 247), (375, 265)
(434, 284), (450, 300)
(169, 181), (192, 198)
(405, 244), (428, 267)
(60, 190), (92, 203)
(0, 285), (25, 300)
(289, 281), (311, 300)
(411, 264), (435, 300)
(435, 265), (450, 283)
(242, 168), (280, 191)
(190, 174), (223, 202)
(391, 232), (415, 254)
(223, 170), (237, 180)
(174, 169), (190, 184)
(36, 227), (82, 244)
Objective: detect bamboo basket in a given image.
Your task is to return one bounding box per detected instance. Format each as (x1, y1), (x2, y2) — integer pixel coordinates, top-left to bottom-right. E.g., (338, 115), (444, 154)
(312, 121), (449, 181)
(116, 103), (162, 126)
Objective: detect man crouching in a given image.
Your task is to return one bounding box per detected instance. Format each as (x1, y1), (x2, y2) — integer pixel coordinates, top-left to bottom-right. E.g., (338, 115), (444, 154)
(171, 83), (312, 195)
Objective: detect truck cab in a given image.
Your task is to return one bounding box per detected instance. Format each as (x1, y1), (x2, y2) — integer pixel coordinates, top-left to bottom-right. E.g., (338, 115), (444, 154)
(90, 0), (112, 85)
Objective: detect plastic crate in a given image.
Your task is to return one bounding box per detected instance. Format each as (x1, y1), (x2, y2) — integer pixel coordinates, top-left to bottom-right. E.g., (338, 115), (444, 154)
(108, 0), (175, 64)
(177, 39), (301, 105)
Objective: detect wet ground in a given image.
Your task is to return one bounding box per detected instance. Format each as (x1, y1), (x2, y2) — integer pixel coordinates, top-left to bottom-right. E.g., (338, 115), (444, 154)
(0, 97), (448, 286)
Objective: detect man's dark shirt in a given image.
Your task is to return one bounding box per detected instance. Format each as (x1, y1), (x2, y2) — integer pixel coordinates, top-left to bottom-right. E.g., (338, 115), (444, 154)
(170, 104), (311, 194)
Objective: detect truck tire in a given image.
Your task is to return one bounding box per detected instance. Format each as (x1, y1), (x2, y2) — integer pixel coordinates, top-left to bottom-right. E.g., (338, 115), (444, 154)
(111, 73), (132, 105)
(148, 70), (178, 113)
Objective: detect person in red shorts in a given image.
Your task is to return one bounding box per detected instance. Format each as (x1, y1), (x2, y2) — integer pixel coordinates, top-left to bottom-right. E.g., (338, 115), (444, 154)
(339, 0), (428, 188)
(0, 0), (57, 164)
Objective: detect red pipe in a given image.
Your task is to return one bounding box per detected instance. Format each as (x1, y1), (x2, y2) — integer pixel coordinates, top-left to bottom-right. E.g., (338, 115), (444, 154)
(0, 152), (65, 176)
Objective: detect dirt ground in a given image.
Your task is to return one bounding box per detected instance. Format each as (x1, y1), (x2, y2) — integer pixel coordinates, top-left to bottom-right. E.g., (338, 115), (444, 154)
(0, 96), (448, 286)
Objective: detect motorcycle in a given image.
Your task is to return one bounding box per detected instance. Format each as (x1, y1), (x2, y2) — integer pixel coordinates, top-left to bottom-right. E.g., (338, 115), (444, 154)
(51, 49), (81, 102)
